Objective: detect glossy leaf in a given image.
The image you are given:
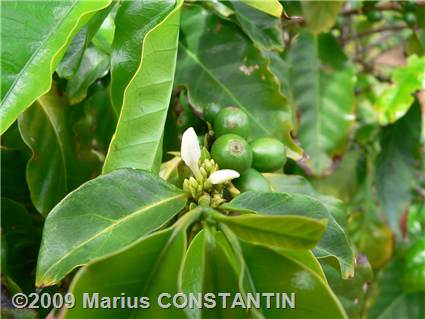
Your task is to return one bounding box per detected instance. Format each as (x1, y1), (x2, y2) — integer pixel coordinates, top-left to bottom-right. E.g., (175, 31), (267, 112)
(375, 101), (421, 234)
(176, 5), (302, 159)
(109, 0), (175, 112)
(301, 1), (343, 34)
(214, 211), (327, 250)
(179, 229), (246, 319)
(0, 0), (111, 134)
(287, 32), (355, 175)
(224, 191), (355, 278)
(368, 259), (425, 319)
(235, 238), (348, 318)
(64, 210), (201, 319)
(66, 46), (109, 104)
(56, 5), (113, 79)
(91, 12), (115, 54)
(375, 55), (425, 125)
(241, 0), (284, 18)
(103, 0), (183, 174)
(18, 86), (100, 216)
(231, 1), (283, 50)
(36, 168), (187, 286)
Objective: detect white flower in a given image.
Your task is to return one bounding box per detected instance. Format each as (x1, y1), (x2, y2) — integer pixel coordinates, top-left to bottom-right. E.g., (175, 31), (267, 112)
(208, 169), (240, 184)
(181, 127), (201, 178)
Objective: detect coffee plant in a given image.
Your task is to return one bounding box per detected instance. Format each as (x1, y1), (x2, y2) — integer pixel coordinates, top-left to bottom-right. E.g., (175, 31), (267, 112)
(1, 1), (424, 318)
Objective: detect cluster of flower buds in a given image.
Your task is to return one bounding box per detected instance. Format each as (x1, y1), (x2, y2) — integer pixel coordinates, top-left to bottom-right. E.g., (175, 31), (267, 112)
(181, 128), (239, 207)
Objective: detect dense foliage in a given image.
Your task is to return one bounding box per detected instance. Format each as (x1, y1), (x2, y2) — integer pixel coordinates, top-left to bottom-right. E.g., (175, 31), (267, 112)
(1, 1), (424, 318)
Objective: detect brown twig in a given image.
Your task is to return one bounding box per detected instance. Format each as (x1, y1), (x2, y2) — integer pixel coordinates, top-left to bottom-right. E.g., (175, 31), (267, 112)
(356, 25), (408, 38)
(282, 15), (305, 25)
(341, 2), (401, 16)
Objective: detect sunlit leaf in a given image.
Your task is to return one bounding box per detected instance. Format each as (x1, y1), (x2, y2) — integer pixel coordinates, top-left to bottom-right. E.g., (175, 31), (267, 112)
(0, 0), (111, 134)
(103, 0), (183, 174)
(240, 0), (284, 18)
(375, 55), (425, 125)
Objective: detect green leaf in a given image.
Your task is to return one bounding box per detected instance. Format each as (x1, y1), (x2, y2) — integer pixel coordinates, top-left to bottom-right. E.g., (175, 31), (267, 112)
(1, 198), (41, 293)
(368, 259), (425, 319)
(66, 46), (109, 104)
(109, 0), (175, 112)
(0, 0), (111, 134)
(322, 256), (373, 319)
(103, 0), (183, 174)
(240, 0), (284, 18)
(18, 86), (100, 216)
(70, 83), (117, 157)
(264, 173), (348, 228)
(301, 1), (343, 34)
(375, 101), (421, 234)
(176, 5), (302, 160)
(375, 55), (425, 125)
(214, 211), (327, 250)
(179, 229), (246, 319)
(231, 1), (283, 50)
(63, 210), (201, 319)
(36, 168), (187, 287)
(228, 236), (348, 318)
(91, 12), (115, 54)
(0, 147), (30, 206)
(224, 191), (355, 279)
(287, 32), (355, 175)
(56, 5), (113, 79)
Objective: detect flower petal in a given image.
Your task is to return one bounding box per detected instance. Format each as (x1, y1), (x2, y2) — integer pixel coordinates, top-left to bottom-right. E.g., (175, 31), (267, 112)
(181, 127), (201, 177)
(208, 169), (240, 184)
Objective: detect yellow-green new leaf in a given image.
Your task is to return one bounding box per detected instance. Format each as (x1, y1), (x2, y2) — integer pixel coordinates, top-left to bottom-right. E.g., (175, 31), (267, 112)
(103, 0), (183, 174)
(376, 55), (425, 125)
(241, 0), (284, 18)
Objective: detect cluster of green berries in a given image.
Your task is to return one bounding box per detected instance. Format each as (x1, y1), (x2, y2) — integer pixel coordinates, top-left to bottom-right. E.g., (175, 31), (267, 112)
(204, 104), (287, 193)
(364, 0), (417, 25)
(401, 1), (417, 26)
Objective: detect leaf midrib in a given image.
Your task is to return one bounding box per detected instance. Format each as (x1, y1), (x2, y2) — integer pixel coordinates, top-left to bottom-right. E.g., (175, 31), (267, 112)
(223, 217), (322, 243)
(40, 193), (185, 283)
(37, 99), (69, 193)
(1, 2), (78, 105)
(180, 43), (273, 137)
